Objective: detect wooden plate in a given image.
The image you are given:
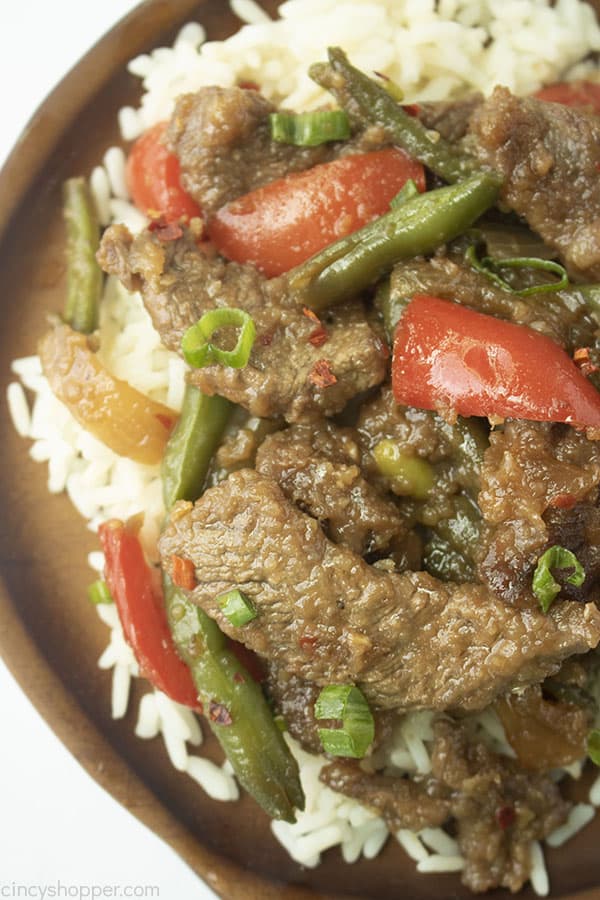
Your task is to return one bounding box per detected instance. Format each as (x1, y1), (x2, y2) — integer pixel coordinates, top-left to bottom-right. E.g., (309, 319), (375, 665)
(0, 2), (599, 897)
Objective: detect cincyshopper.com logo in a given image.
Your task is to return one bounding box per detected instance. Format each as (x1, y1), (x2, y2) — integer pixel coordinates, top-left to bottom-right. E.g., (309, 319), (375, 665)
(0, 884), (160, 900)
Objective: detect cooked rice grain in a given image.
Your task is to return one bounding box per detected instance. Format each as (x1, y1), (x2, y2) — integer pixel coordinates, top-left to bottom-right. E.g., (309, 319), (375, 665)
(6, 381), (31, 437)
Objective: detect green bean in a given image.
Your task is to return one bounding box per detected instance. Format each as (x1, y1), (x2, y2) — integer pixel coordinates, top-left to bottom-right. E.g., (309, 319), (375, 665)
(309, 48), (481, 184)
(164, 576), (304, 822)
(161, 388), (304, 819)
(374, 278), (408, 345)
(423, 533), (476, 583)
(432, 494), (481, 556)
(454, 417), (488, 485)
(62, 177), (103, 334)
(372, 439), (434, 499)
(288, 173), (501, 310)
(162, 385), (233, 509)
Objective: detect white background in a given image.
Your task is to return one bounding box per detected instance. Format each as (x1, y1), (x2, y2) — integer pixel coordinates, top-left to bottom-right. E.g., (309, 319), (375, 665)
(0, 3), (216, 898)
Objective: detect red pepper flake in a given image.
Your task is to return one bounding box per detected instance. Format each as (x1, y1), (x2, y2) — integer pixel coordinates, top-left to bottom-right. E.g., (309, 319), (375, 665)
(155, 413), (175, 433)
(238, 80), (259, 91)
(573, 346), (599, 377)
(549, 492), (577, 510)
(402, 103), (421, 117)
(496, 806), (516, 830)
(309, 359), (337, 388)
(303, 307), (320, 323)
(309, 326), (329, 348)
(258, 331), (274, 347)
(233, 671), (246, 685)
(209, 700), (233, 726)
(303, 305), (329, 345)
(149, 215), (184, 242)
(299, 634), (318, 653)
(171, 554), (197, 591)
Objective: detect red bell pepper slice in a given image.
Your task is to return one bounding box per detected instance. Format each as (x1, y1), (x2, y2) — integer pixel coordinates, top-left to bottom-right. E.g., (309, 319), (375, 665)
(208, 147), (426, 277)
(98, 519), (201, 709)
(126, 122), (202, 224)
(392, 294), (600, 429)
(534, 81), (600, 115)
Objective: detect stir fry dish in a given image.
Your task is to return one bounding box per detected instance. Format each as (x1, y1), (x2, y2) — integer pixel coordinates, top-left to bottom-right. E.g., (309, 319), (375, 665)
(21, 20), (600, 896)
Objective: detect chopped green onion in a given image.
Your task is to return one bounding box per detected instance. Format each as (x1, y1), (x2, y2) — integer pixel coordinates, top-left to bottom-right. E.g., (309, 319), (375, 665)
(87, 579), (113, 605)
(389, 179), (419, 209)
(269, 110), (351, 146)
(216, 588), (257, 627)
(182, 308), (256, 369)
(532, 545), (585, 613)
(466, 243), (569, 296)
(588, 729), (600, 766)
(315, 684), (375, 758)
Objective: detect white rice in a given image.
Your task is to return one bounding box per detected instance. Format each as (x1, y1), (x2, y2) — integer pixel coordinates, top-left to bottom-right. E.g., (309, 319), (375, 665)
(546, 803), (596, 848)
(113, 0), (600, 145)
(529, 841), (550, 897)
(11, 0), (600, 893)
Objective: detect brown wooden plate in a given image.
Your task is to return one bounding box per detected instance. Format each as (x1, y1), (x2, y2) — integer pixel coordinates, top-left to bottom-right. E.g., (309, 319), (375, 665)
(1, 2), (599, 898)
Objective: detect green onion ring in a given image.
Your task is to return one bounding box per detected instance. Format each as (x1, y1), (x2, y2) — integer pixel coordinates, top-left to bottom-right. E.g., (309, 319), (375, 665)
(315, 684), (375, 758)
(466, 243), (569, 296)
(216, 588), (257, 627)
(182, 307), (256, 369)
(269, 110), (351, 146)
(532, 545), (585, 613)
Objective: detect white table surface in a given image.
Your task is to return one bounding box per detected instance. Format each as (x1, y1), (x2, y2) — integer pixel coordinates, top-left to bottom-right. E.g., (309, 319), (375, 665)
(0, 3), (218, 898)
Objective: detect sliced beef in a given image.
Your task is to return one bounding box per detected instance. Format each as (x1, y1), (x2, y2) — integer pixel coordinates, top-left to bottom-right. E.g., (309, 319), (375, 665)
(477, 420), (600, 603)
(167, 87), (389, 218)
(320, 759), (450, 832)
(388, 251), (598, 352)
(167, 87), (333, 218)
(469, 86), (600, 279)
(431, 718), (570, 894)
(255, 419), (406, 555)
(321, 716), (570, 893)
(159, 468), (600, 713)
(266, 663), (323, 755)
(98, 225), (386, 422)
(418, 94), (482, 142)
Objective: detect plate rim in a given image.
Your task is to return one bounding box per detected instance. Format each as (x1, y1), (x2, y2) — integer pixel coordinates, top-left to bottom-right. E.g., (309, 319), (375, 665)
(0, 2), (321, 897)
(0, 2), (598, 898)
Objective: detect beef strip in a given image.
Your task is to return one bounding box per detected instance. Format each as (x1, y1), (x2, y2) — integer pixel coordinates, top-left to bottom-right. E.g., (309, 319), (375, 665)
(97, 225), (386, 422)
(469, 86), (600, 280)
(159, 468), (600, 713)
(477, 420), (600, 603)
(320, 759), (450, 832)
(431, 718), (570, 894)
(167, 87), (333, 218)
(320, 715), (569, 893)
(266, 663), (324, 755)
(388, 251), (598, 352)
(255, 419), (406, 555)
(167, 86), (389, 218)
(417, 94), (483, 142)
